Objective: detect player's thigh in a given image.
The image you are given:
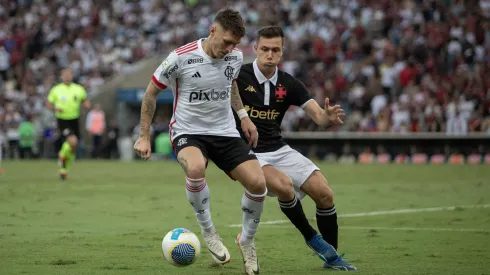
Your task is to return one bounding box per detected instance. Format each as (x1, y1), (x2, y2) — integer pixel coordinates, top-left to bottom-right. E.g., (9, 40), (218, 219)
(57, 119), (71, 134)
(70, 119), (81, 139)
(229, 159), (266, 194)
(208, 137), (266, 194)
(300, 171), (334, 207)
(272, 146), (320, 200)
(173, 135), (208, 179)
(262, 165), (294, 200)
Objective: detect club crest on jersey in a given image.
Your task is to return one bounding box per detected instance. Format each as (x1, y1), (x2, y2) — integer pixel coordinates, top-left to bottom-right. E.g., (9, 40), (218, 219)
(245, 85), (256, 92)
(224, 66), (234, 81)
(275, 84), (287, 102)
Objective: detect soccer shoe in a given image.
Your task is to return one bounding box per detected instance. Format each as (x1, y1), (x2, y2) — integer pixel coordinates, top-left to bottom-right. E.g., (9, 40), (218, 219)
(306, 234), (357, 271)
(235, 232), (260, 275)
(202, 229), (231, 265)
(58, 170), (67, 180)
(322, 254), (357, 271)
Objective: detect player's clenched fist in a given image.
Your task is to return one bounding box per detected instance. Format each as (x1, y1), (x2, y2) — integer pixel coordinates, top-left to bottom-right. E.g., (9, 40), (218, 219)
(134, 137), (152, 160)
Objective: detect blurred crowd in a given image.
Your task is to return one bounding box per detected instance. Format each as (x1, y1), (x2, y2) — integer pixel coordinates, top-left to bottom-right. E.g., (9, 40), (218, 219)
(1, 0), (490, 159)
(262, 0), (490, 134)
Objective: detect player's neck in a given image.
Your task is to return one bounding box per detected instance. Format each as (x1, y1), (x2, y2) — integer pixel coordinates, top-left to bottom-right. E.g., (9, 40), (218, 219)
(257, 63), (276, 79)
(201, 39), (217, 59)
(63, 81), (72, 86)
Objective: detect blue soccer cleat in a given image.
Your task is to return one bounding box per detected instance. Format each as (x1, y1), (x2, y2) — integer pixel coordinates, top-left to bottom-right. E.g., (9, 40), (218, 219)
(306, 234), (357, 271)
(323, 254), (357, 271)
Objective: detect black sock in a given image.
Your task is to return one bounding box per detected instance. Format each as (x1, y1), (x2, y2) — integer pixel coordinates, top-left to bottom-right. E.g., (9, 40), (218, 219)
(279, 196), (317, 241)
(316, 205), (338, 249)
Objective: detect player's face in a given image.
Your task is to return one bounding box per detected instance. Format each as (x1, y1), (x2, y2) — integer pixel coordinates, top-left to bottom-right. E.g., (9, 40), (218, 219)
(61, 69), (73, 83)
(254, 37), (283, 67)
(210, 24), (241, 59)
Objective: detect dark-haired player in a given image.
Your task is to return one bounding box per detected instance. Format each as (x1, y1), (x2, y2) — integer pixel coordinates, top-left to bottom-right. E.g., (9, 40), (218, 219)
(235, 26), (356, 271)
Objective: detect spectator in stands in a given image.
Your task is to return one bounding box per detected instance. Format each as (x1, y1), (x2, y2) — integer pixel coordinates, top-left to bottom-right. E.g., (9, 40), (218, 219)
(1, 0), (490, 163)
(85, 103), (106, 158)
(18, 115), (35, 159)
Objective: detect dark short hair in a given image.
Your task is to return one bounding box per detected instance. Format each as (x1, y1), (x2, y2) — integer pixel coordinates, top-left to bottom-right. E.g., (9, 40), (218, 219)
(257, 26), (285, 44)
(214, 8), (246, 38)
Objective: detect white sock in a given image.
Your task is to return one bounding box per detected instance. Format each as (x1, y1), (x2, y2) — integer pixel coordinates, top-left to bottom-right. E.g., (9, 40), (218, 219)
(185, 177), (213, 231)
(239, 189), (267, 245)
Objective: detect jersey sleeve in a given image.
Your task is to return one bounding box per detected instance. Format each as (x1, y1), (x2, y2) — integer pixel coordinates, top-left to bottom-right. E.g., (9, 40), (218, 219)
(152, 51), (180, 89)
(291, 78), (313, 108)
(47, 86), (58, 104)
(78, 85), (87, 101)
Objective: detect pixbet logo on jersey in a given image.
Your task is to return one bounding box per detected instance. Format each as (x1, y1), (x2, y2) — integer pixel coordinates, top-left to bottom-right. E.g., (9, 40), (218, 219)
(189, 89), (230, 102)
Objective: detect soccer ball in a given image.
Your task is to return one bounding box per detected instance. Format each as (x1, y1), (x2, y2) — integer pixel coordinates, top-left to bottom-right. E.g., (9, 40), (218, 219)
(162, 228), (201, 266)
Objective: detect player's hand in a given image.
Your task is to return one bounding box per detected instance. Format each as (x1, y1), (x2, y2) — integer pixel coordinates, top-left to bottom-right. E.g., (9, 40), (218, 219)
(134, 136), (152, 160)
(324, 97), (345, 124)
(241, 117), (259, 148)
(55, 107), (63, 113)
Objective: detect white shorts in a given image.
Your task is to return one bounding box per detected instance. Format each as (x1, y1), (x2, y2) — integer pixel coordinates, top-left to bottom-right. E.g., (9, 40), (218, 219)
(256, 145), (320, 200)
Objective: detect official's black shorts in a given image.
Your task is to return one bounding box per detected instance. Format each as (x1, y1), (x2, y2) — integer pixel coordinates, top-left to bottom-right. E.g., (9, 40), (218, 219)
(172, 135), (257, 173)
(57, 118), (81, 139)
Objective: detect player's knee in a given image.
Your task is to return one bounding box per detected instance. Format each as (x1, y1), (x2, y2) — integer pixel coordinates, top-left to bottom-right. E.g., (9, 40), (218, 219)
(246, 174), (267, 195)
(184, 163), (206, 179)
(268, 176), (294, 201)
(314, 185), (334, 208)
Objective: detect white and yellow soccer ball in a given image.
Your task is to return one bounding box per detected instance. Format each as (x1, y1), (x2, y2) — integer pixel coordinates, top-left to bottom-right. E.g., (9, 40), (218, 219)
(162, 228), (201, 266)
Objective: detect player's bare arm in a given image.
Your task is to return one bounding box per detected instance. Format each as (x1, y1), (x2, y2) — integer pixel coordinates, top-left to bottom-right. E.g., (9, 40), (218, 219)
(134, 80), (161, 160)
(303, 97), (345, 127)
(232, 81), (259, 148)
(231, 81), (246, 111)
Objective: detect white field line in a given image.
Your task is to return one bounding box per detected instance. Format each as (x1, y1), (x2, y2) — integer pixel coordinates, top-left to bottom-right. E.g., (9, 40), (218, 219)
(227, 204), (490, 228)
(258, 225), (489, 233)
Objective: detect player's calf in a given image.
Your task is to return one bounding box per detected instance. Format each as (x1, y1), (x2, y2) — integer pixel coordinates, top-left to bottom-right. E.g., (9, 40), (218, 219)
(230, 160), (267, 245)
(263, 165), (318, 241)
(301, 171), (338, 249)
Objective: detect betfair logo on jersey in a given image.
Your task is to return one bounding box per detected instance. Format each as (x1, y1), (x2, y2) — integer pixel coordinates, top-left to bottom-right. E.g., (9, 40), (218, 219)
(189, 89), (230, 102)
(162, 64), (179, 79)
(245, 85), (256, 92)
(244, 105), (280, 120)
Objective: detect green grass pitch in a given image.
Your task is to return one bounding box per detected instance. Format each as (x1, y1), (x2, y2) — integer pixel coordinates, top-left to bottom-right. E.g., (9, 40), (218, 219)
(1, 161), (489, 275)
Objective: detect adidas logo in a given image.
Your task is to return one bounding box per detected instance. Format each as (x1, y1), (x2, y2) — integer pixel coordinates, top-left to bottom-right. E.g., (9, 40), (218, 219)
(192, 71), (202, 78)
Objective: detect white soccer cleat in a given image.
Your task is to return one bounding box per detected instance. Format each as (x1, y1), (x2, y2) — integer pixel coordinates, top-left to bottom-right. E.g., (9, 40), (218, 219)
(236, 232), (260, 275)
(202, 229), (231, 265)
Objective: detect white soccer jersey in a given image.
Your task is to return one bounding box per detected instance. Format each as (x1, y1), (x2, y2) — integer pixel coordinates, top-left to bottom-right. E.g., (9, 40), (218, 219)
(152, 39), (243, 141)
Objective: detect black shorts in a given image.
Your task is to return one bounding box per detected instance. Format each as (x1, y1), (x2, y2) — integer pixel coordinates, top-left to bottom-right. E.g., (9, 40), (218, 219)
(57, 118), (81, 139)
(172, 134), (257, 173)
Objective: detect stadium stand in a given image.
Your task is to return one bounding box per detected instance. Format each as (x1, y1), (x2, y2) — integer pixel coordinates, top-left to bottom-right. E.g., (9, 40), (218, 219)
(0, 0), (489, 162)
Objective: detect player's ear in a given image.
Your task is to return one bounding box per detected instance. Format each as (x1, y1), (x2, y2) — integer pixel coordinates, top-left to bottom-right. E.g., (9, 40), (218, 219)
(253, 43), (258, 52)
(210, 24), (216, 37)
